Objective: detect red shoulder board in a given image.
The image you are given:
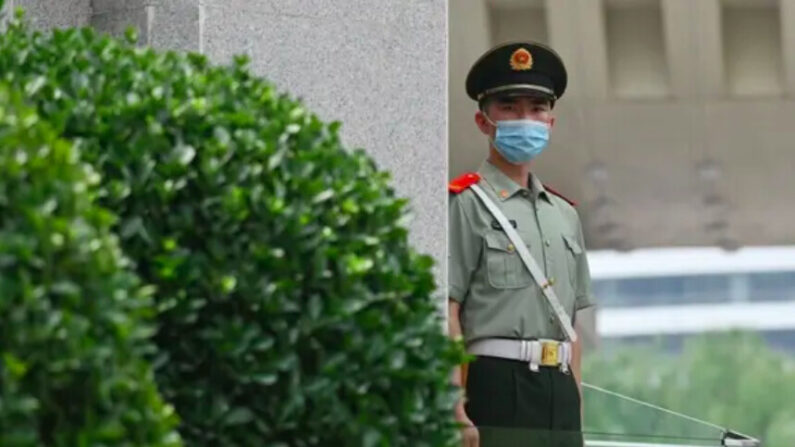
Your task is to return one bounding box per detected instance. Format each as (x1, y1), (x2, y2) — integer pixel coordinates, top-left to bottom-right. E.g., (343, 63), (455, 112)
(449, 172), (481, 194)
(544, 184), (577, 206)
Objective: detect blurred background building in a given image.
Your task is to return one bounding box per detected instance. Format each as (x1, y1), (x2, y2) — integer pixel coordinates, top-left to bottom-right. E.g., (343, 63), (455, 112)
(591, 246), (795, 352)
(452, 0), (795, 251)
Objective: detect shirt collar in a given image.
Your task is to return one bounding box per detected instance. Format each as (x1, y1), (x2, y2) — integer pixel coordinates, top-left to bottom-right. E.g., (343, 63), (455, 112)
(530, 172), (552, 203)
(477, 160), (552, 203)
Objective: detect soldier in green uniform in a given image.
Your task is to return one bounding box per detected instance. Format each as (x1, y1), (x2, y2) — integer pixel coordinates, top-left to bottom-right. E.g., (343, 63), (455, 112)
(448, 42), (596, 447)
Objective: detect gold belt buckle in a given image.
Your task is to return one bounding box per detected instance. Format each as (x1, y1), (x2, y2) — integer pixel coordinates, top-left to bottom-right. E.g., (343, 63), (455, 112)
(541, 341), (559, 366)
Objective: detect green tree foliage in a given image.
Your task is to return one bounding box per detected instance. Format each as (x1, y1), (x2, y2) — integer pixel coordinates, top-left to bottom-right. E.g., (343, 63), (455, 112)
(0, 8), (465, 446)
(0, 88), (182, 446)
(584, 331), (795, 446)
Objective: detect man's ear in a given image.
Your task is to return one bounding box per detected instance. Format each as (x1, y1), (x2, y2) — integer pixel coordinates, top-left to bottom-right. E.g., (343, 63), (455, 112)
(474, 110), (493, 136)
(549, 116), (556, 129)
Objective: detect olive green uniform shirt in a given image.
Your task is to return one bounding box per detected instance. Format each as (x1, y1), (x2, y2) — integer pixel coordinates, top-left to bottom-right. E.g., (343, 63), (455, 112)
(449, 161), (595, 344)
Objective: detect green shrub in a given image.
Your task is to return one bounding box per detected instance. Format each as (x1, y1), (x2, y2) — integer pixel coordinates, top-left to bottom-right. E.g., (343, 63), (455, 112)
(0, 9), (465, 446)
(0, 88), (182, 446)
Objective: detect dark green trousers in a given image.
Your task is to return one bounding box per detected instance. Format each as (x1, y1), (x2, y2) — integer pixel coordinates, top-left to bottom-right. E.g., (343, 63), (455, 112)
(465, 356), (582, 447)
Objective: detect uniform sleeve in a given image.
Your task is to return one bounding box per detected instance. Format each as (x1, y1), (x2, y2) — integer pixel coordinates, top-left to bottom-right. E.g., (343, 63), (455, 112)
(574, 216), (596, 311)
(448, 194), (481, 302)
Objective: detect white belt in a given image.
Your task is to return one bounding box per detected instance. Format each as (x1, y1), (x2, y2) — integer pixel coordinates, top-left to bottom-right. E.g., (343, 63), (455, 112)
(468, 338), (572, 373)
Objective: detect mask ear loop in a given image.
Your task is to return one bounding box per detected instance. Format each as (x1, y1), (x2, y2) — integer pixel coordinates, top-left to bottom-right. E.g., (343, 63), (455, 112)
(482, 111), (497, 128)
(482, 111), (498, 148)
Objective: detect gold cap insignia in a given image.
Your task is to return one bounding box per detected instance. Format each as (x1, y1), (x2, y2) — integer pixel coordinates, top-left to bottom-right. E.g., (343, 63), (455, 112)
(510, 48), (533, 71)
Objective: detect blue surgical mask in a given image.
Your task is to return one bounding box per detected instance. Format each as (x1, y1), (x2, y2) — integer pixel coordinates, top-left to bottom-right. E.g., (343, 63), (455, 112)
(485, 116), (550, 164)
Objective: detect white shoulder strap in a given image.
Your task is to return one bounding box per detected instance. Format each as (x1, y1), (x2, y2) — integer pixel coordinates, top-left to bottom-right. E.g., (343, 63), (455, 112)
(470, 184), (578, 342)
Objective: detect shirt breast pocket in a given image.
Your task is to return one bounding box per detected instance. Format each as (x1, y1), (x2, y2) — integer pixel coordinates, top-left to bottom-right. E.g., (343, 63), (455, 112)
(484, 231), (532, 289)
(562, 234), (582, 288)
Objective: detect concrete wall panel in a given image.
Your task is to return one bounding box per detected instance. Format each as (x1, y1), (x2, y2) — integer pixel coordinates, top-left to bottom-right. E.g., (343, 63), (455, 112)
(10, 0), (91, 30)
(203, 0), (449, 290)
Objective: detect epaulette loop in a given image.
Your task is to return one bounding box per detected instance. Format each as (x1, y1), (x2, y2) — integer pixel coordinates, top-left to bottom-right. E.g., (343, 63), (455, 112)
(449, 172), (481, 194)
(543, 184), (577, 206)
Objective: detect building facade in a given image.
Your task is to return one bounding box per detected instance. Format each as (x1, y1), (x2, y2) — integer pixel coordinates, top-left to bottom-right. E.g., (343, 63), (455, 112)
(452, 0), (795, 251)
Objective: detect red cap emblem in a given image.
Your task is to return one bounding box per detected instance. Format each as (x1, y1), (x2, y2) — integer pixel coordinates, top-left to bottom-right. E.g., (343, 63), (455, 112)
(510, 48), (533, 71)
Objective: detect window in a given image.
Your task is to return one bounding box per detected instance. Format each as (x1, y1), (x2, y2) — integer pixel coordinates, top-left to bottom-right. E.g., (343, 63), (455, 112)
(595, 274), (731, 308)
(595, 271), (795, 308)
(748, 271), (795, 302)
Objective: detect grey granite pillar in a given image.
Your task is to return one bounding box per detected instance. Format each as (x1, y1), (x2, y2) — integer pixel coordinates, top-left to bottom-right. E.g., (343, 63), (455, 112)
(4, 0), (90, 30)
(201, 0), (449, 293)
(91, 0), (199, 51)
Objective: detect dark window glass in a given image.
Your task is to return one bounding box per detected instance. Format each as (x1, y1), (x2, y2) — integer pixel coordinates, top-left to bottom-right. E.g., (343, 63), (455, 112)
(595, 275), (732, 307)
(748, 271), (795, 302)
